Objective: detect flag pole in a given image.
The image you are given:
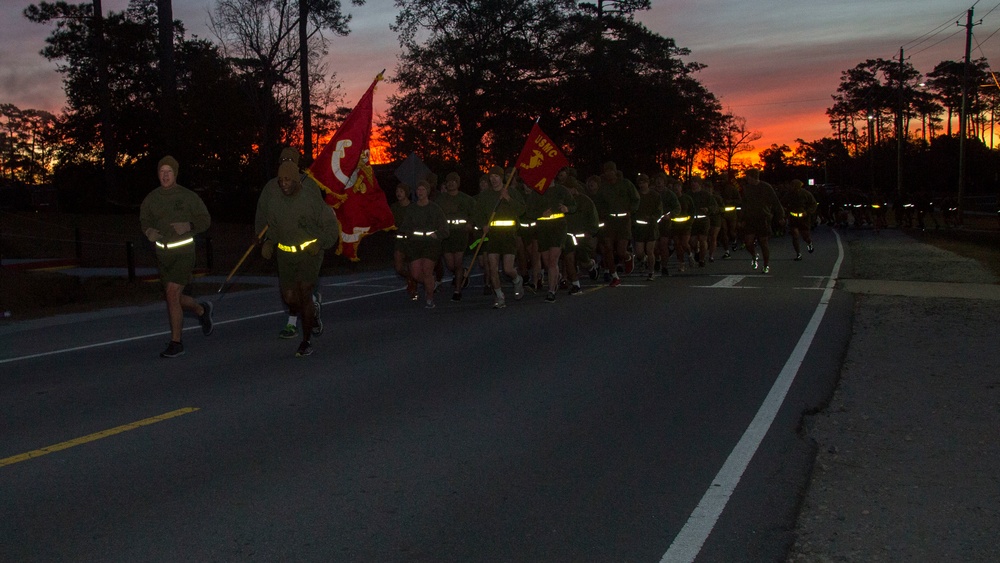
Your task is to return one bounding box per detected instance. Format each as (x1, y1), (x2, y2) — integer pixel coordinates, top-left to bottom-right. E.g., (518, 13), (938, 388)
(463, 167), (518, 280)
(217, 225), (268, 294)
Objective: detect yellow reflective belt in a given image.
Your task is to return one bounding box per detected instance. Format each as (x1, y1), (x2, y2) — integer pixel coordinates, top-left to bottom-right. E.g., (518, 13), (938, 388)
(538, 213), (565, 221)
(790, 212), (805, 217)
(491, 220), (516, 227)
(155, 237), (194, 250)
(871, 204), (881, 209)
(724, 206), (737, 212)
(277, 239), (318, 253)
(670, 216), (691, 222)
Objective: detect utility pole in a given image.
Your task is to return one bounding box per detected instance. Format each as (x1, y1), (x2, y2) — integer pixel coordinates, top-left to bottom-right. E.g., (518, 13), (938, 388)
(896, 47), (905, 197)
(957, 7), (980, 226)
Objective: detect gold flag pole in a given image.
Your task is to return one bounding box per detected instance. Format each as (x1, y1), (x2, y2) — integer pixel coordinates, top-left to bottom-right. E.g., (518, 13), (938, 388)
(217, 225), (268, 294)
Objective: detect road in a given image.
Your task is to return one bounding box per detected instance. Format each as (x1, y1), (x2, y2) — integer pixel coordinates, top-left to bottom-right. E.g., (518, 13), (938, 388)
(1, 230), (852, 562)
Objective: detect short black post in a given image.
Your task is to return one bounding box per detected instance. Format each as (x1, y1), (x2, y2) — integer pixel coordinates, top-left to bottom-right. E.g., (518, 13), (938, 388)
(126, 241), (136, 283)
(204, 235), (214, 270)
(75, 226), (83, 260)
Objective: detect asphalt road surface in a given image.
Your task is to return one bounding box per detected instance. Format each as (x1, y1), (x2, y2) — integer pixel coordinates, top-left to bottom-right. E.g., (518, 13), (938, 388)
(1, 229), (853, 562)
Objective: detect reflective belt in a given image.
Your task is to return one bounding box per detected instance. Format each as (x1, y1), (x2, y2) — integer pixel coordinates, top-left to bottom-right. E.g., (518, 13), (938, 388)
(277, 239), (318, 253)
(871, 205), (881, 209)
(519, 221), (537, 228)
(670, 216), (691, 223)
(537, 213), (565, 221)
(155, 237), (194, 250)
(412, 231), (436, 237)
(447, 219), (467, 225)
(790, 212), (805, 217)
(490, 220), (516, 227)
(635, 219), (649, 225)
(597, 222), (605, 228)
(609, 212), (628, 218)
(568, 233), (580, 246)
(395, 233), (408, 239)
(692, 215), (707, 219)
(904, 204), (914, 208)
(724, 206), (738, 212)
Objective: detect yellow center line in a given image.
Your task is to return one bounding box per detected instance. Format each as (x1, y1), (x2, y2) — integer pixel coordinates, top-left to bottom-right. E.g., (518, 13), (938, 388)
(0, 407), (199, 468)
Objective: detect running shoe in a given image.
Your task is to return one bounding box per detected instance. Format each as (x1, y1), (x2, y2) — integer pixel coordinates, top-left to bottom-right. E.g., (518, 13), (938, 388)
(763, 265), (770, 274)
(569, 285), (582, 295)
(723, 251), (731, 259)
(751, 256), (759, 270)
(278, 324), (298, 339)
(159, 340), (185, 358)
(493, 297), (506, 309)
(588, 263), (599, 281)
(807, 243), (815, 253)
(794, 253), (802, 261)
(623, 254), (635, 274)
(647, 271), (655, 281)
(545, 292), (556, 303)
(198, 301), (214, 336)
(312, 292), (323, 336)
(425, 300), (436, 309)
(514, 276), (524, 300)
(295, 341), (313, 357)
(451, 292), (462, 302)
(609, 277), (622, 287)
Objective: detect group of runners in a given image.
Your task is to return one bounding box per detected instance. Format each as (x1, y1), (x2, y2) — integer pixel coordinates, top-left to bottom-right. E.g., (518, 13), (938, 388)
(390, 162), (821, 310)
(140, 151), (820, 358)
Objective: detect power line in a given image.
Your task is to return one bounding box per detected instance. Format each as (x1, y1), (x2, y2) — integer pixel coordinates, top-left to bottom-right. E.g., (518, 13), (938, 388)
(902, 8), (970, 51)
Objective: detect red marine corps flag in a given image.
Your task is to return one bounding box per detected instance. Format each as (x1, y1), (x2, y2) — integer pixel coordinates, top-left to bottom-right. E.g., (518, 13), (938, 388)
(308, 71), (394, 261)
(515, 122), (569, 194)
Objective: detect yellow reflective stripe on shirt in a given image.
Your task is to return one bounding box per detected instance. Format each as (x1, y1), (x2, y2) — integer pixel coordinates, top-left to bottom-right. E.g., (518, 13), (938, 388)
(277, 239), (318, 253)
(155, 237), (194, 250)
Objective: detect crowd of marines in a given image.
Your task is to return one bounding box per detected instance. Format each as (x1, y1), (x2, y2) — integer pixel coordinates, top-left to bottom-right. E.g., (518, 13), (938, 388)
(389, 161), (823, 310)
(140, 150), (828, 358)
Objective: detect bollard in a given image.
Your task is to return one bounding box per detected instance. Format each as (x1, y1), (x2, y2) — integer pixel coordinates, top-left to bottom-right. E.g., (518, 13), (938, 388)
(75, 226), (83, 260)
(205, 235), (214, 270)
(126, 241), (136, 283)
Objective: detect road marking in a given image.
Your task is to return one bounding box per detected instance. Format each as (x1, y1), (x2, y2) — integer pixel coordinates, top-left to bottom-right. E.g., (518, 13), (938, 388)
(0, 407), (199, 468)
(660, 229), (844, 563)
(0, 288), (402, 365)
(694, 275), (752, 289)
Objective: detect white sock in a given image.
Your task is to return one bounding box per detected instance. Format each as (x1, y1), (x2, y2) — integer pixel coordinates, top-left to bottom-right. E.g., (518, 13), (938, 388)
(287, 315), (297, 326)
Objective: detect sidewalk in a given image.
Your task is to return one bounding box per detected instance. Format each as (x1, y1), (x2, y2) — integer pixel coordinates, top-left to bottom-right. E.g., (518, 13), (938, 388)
(788, 228), (1000, 561)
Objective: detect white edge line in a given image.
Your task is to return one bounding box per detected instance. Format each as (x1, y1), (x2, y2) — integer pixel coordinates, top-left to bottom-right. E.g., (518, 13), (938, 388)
(0, 287), (402, 365)
(660, 229), (844, 563)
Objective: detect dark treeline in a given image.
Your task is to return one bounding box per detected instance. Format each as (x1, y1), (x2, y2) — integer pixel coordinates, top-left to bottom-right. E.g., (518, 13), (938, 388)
(1, 0), (997, 219)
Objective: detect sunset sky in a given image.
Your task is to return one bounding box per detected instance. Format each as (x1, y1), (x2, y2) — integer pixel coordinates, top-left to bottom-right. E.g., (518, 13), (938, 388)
(1, 0), (996, 164)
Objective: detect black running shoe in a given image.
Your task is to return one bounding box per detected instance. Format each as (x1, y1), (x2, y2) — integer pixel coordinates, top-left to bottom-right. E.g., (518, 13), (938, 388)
(198, 301), (214, 336)
(296, 341), (313, 357)
(545, 292), (556, 303)
(159, 340), (185, 358)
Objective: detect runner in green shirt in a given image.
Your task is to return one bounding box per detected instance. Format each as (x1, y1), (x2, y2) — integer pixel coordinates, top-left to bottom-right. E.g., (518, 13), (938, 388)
(139, 156), (213, 358)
